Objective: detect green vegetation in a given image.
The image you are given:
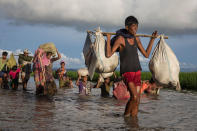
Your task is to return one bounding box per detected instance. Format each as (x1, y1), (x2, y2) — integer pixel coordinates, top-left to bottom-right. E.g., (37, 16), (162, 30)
(64, 71), (152, 81)
(179, 72), (197, 90)
(31, 70), (197, 91)
(141, 72), (152, 81)
(65, 71), (197, 91)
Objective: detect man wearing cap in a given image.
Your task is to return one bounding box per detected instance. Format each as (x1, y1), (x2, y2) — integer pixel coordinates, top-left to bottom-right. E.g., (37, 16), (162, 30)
(0, 51), (9, 88)
(18, 49), (33, 90)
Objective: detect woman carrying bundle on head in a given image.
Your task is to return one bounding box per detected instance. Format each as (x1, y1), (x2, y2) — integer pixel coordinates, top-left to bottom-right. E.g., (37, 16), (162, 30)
(33, 43), (61, 96)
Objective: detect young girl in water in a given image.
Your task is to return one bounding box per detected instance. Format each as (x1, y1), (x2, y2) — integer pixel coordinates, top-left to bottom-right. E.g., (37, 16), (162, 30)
(141, 78), (162, 95)
(76, 74), (92, 95)
(9, 65), (21, 90)
(57, 60), (73, 88)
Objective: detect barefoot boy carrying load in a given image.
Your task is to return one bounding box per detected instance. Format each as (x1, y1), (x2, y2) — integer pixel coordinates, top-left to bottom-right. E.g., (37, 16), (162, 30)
(105, 16), (158, 117)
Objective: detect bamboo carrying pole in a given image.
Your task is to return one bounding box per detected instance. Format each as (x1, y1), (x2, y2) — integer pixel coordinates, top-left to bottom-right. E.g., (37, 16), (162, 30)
(14, 54), (33, 57)
(87, 30), (168, 39)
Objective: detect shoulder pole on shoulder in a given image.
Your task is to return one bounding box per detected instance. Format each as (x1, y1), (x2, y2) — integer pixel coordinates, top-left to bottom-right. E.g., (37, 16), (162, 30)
(87, 30), (168, 39)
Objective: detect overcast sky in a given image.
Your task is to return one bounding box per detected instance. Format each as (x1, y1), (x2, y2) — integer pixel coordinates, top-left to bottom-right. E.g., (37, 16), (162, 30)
(0, 0), (197, 70)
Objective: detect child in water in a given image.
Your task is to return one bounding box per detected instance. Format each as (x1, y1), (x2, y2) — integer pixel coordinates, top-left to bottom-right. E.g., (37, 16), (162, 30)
(9, 65), (21, 90)
(63, 75), (73, 88)
(76, 74), (92, 95)
(141, 78), (162, 95)
(94, 75), (114, 98)
(57, 60), (73, 88)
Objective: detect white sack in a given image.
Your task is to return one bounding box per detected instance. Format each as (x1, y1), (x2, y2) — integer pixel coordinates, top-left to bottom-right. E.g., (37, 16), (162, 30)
(77, 68), (89, 77)
(149, 36), (181, 91)
(83, 27), (119, 80)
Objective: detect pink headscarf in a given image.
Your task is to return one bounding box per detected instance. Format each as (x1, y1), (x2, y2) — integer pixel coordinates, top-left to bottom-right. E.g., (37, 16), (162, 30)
(34, 48), (50, 67)
(42, 53), (50, 66)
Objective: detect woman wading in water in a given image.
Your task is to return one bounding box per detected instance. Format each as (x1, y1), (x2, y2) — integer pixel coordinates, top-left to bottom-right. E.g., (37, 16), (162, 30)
(33, 48), (61, 96)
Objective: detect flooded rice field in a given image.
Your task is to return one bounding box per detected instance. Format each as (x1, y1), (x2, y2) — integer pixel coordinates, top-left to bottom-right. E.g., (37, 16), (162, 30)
(0, 78), (197, 131)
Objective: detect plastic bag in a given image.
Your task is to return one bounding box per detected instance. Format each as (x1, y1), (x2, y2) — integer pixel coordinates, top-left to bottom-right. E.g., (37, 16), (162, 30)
(113, 80), (130, 100)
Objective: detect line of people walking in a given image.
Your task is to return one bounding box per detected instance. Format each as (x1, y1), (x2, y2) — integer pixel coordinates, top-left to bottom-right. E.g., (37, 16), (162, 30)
(0, 16), (162, 119)
(0, 48), (73, 97)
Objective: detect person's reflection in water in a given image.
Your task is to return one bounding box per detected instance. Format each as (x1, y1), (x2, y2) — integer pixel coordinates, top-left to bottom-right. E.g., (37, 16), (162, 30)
(32, 96), (55, 130)
(124, 116), (139, 130)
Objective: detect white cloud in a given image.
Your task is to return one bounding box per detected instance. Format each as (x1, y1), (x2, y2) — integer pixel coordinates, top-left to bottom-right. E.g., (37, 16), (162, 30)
(138, 52), (149, 63)
(0, 0), (197, 35)
(180, 62), (197, 69)
(54, 53), (85, 69)
(0, 48), (85, 68)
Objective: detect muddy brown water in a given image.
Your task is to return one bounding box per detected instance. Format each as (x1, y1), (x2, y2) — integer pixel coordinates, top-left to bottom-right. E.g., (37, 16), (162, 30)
(0, 78), (197, 131)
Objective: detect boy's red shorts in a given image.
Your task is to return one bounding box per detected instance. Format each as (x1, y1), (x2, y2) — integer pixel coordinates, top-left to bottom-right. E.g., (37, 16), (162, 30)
(122, 71), (141, 86)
